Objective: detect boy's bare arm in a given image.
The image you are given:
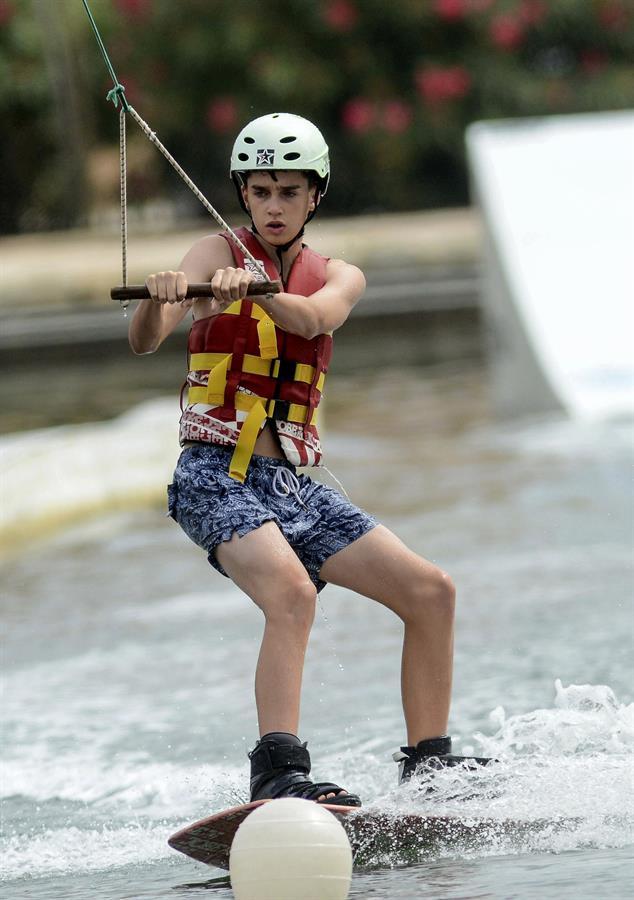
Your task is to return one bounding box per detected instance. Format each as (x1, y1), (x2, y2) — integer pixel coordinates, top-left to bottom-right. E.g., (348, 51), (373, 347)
(128, 234), (233, 354)
(252, 260), (365, 339)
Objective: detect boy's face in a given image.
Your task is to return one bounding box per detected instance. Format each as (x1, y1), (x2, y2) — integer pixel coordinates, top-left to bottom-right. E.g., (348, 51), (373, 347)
(242, 171), (316, 246)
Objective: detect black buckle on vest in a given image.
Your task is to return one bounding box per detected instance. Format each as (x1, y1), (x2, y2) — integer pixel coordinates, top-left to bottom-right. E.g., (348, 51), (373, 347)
(271, 399), (290, 422)
(277, 359), (296, 383)
(270, 360), (294, 422)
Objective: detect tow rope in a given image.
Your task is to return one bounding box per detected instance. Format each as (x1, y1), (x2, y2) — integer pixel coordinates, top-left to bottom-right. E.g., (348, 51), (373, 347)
(81, 0), (275, 307)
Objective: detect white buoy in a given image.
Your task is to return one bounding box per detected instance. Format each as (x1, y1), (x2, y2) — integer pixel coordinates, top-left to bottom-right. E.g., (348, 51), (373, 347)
(229, 798), (353, 900)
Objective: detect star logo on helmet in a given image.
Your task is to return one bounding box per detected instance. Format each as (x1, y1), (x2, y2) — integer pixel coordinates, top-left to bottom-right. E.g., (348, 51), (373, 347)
(256, 148), (275, 166)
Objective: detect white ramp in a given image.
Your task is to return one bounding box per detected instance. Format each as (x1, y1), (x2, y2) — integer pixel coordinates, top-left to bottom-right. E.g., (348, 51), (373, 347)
(466, 111), (634, 420)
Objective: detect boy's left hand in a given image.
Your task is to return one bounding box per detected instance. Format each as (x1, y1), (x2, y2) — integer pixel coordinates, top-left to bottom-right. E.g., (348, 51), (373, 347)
(210, 266), (256, 313)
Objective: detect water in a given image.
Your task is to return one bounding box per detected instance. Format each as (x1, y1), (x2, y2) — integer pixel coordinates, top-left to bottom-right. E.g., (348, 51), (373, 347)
(2, 362), (633, 899)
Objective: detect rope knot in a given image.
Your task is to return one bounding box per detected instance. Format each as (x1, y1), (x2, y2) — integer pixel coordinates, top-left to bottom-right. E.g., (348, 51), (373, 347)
(106, 83), (129, 111)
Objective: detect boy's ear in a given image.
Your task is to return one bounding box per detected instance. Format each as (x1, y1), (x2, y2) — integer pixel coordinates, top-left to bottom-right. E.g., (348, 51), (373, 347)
(241, 183), (249, 210)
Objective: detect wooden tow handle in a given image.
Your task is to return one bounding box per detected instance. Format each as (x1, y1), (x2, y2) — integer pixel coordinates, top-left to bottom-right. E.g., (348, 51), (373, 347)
(110, 280), (282, 302)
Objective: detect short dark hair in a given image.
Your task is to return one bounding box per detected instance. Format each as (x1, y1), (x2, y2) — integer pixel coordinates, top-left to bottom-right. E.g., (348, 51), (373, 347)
(242, 170), (316, 186)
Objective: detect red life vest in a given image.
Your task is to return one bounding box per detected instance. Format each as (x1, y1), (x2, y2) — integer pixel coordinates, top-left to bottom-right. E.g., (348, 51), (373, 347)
(179, 227), (333, 481)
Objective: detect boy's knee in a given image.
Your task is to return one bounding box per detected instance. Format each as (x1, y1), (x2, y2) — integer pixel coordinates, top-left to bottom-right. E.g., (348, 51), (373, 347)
(262, 575), (317, 632)
(403, 566), (455, 626)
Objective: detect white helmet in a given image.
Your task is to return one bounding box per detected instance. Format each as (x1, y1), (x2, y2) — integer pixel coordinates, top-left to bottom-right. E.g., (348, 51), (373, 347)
(230, 113), (330, 203)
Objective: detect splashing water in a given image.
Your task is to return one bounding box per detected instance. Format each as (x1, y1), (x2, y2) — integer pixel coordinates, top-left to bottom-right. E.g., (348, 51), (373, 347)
(2, 373), (632, 897)
(362, 680), (634, 864)
(478, 679), (633, 758)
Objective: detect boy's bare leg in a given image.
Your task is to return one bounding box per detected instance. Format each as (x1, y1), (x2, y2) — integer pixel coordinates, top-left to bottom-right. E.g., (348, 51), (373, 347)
(216, 521), (347, 800)
(319, 525), (455, 746)
(216, 521), (317, 737)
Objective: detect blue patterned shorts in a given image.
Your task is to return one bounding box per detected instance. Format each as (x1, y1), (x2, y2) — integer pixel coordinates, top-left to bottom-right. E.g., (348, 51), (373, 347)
(167, 443), (377, 592)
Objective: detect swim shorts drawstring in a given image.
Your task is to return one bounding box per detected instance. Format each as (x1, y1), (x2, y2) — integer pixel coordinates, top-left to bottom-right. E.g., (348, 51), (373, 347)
(272, 467), (310, 511)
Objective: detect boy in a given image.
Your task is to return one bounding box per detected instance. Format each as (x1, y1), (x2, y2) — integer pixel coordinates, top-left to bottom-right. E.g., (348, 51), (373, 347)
(129, 113), (489, 807)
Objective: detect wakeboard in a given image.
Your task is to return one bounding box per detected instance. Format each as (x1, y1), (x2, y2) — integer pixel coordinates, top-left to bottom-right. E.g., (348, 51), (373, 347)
(168, 799), (558, 870)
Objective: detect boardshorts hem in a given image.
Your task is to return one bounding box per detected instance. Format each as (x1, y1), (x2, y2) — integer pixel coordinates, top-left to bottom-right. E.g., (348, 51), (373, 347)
(167, 443), (377, 592)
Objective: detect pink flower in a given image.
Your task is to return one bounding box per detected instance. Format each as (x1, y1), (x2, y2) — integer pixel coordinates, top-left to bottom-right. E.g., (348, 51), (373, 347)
(341, 98), (376, 133)
(520, 0), (547, 27)
(206, 98), (239, 134)
(382, 100), (413, 133)
(322, 0), (358, 32)
(490, 13), (526, 50)
(433, 0), (468, 22)
(416, 65), (471, 106)
(579, 49), (609, 75)
(0, 0), (14, 27)
(469, 0), (495, 12)
(598, 1), (629, 29)
(114, 0), (152, 18)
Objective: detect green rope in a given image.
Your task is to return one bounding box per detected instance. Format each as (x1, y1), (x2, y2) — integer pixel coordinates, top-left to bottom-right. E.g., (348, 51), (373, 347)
(81, 0), (129, 111)
(80, 0), (269, 283)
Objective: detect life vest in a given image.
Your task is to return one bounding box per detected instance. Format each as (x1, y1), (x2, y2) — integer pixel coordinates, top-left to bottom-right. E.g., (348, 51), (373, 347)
(179, 227), (333, 481)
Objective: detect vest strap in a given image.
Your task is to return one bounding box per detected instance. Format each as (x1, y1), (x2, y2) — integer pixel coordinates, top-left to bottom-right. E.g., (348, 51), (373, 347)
(257, 315), (278, 359)
(229, 399), (268, 483)
(191, 352), (273, 377)
(206, 354), (231, 405)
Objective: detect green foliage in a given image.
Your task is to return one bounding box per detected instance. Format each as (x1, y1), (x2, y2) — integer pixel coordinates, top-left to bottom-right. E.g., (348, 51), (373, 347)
(1, 0), (633, 231)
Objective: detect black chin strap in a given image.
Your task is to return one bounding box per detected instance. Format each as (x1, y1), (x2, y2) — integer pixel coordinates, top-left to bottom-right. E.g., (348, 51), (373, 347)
(250, 223), (305, 285)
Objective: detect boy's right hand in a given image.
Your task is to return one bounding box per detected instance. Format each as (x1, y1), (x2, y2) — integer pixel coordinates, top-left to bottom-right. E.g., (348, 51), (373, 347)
(145, 271), (189, 305)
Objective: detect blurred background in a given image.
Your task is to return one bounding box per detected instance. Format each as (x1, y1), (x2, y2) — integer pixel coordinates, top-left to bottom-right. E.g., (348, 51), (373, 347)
(2, 0), (633, 232)
(2, 4), (633, 896)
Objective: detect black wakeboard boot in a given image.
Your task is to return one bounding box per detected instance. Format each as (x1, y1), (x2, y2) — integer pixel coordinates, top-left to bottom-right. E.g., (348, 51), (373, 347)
(249, 732), (362, 808)
(394, 735), (495, 785)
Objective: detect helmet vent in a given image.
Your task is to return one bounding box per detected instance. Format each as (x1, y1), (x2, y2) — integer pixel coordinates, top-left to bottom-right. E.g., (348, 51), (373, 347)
(230, 113), (330, 206)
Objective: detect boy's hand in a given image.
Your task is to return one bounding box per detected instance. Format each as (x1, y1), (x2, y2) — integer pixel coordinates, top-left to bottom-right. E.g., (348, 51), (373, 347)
(145, 271), (190, 306)
(210, 266), (256, 313)
(144, 266), (257, 313)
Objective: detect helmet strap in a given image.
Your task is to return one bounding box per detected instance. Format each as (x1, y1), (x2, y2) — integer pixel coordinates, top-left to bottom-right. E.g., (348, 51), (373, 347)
(250, 223), (305, 284)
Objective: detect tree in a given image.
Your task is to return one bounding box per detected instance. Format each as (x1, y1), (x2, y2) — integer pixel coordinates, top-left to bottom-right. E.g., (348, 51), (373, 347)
(1, 0), (632, 232)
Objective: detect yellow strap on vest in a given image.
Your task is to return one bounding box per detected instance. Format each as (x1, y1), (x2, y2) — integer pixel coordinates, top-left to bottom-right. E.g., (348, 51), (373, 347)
(248, 303), (268, 320)
(188, 385), (317, 426)
(206, 354), (232, 405)
(190, 352), (228, 371)
(292, 364), (325, 393)
(257, 314), (278, 359)
(229, 399), (268, 483)
(188, 383), (276, 407)
(186, 386), (212, 404)
(234, 392), (264, 412)
(286, 403), (318, 425)
(293, 363), (313, 384)
(191, 352), (273, 377)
